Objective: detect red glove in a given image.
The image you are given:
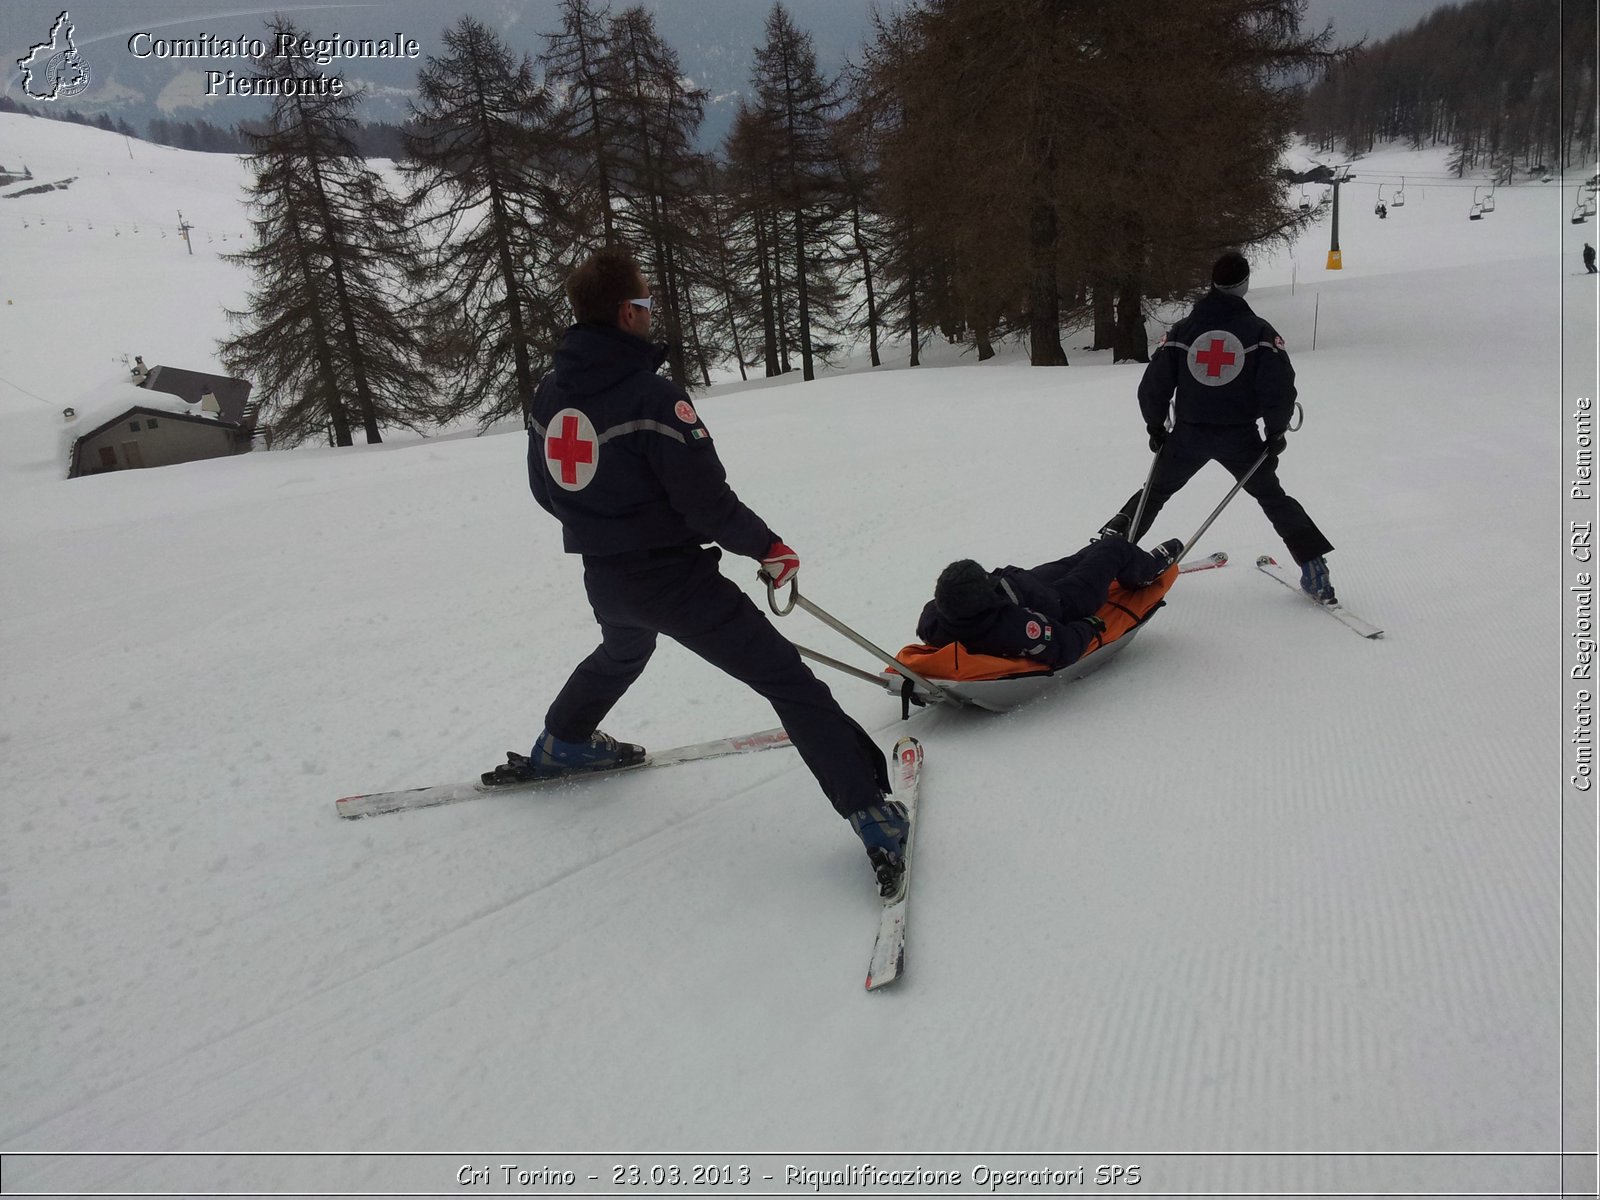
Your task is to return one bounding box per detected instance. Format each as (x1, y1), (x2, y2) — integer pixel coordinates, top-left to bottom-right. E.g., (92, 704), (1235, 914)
(760, 540), (800, 588)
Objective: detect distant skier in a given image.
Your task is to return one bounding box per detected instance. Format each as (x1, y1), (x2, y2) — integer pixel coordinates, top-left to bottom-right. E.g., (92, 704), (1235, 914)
(1376, 202), (1387, 219)
(1585, 243), (1597, 274)
(917, 536), (1183, 668)
(507, 245), (904, 896)
(1097, 251), (1338, 603)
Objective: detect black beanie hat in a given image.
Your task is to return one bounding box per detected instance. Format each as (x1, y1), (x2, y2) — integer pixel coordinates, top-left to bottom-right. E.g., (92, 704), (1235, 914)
(935, 559), (1001, 622)
(1212, 251), (1250, 295)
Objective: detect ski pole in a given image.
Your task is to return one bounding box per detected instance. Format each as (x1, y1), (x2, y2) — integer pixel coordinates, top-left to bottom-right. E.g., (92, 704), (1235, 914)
(765, 576), (956, 704)
(1178, 402), (1303, 562)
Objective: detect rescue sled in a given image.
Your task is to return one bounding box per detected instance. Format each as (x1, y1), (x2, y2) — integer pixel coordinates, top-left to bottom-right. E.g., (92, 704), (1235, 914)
(765, 563), (1182, 716)
(884, 564), (1179, 712)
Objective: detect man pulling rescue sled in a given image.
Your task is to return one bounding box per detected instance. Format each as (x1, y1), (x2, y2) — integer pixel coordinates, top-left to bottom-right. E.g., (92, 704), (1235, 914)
(1099, 251), (1338, 604)
(498, 247), (908, 899)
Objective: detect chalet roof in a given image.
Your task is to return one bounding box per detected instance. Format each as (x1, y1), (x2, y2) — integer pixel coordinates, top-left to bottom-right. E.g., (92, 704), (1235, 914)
(139, 365), (253, 424)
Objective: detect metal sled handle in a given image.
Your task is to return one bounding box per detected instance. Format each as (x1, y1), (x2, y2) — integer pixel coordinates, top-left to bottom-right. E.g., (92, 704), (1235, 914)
(763, 575), (955, 704)
(766, 573), (800, 616)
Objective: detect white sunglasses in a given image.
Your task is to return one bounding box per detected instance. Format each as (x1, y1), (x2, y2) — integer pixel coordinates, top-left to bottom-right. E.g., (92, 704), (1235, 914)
(629, 297), (654, 311)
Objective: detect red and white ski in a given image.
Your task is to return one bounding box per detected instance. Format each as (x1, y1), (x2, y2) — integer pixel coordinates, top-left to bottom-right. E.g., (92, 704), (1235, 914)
(335, 728), (794, 819)
(866, 736), (924, 991)
(1178, 550), (1229, 573)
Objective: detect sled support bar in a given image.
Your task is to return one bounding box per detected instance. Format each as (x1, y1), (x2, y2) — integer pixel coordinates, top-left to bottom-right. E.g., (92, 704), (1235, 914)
(767, 578), (957, 705)
(794, 643), (898, 692)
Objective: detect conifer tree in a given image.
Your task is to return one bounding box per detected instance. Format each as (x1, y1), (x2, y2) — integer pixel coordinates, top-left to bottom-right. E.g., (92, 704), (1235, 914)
(606, 5), (713, 389)
(221, 18), (430, 446)
(540, 0), (623, 244)
(402, 16), (570, 425)
(748, 2), (845, 381)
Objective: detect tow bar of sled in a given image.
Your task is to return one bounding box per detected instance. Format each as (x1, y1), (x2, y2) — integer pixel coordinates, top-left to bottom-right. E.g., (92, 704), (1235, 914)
(765, 576), (959, 714)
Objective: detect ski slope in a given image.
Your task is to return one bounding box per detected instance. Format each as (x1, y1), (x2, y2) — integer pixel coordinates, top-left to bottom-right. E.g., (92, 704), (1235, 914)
(0, 114), (1595, 1195)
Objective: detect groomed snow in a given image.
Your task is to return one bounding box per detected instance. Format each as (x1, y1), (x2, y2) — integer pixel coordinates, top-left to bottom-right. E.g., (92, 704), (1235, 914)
(0, 113), (1595, 1195)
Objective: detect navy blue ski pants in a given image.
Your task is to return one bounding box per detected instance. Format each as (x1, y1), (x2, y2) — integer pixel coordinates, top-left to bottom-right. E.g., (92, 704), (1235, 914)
(544, 545), (890, 817)
(1025, 539), (1167, 617)
(1116, 423), (1333, 563)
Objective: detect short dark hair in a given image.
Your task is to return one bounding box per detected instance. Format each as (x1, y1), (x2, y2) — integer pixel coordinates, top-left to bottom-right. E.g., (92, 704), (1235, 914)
(567, 246), (643, 325)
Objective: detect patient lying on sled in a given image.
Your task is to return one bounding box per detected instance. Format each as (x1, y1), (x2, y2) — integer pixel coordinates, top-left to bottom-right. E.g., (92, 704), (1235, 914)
(915, 536), (1183, 670)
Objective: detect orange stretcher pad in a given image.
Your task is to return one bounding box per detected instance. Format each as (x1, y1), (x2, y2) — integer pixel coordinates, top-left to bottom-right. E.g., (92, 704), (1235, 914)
(888, 564), (1179, 695)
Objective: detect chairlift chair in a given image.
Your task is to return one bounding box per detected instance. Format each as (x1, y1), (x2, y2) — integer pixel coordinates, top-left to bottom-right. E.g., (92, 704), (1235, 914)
(1392, 177), (1406, 207)
(1299, 185), (1311, 213)
(1481, 189), (1496, 214)
(1374, 183), (1386, 215)
(1469, 202), (1484, 221)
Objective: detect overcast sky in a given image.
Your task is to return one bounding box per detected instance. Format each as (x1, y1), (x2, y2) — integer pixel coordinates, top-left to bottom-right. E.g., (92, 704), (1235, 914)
(1300, 0), (1456, 45)
(5, 0), (1463, 141)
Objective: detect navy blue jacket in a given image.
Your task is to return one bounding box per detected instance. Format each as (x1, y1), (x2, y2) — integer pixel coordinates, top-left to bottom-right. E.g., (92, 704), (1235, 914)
(527, 324), (776, 559)
(915, 566), (1101, 670)
(1138, 290), (1296, 436)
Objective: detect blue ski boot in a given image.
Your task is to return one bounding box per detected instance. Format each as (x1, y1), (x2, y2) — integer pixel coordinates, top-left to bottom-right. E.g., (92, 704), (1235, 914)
(849, 799), (911, 898)
(483, 729), (647, 785)
(1299, 556), (1337, 605)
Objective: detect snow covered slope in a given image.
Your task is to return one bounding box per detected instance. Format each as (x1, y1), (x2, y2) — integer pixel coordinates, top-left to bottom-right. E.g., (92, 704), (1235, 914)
(1, 113), (1595, 1194)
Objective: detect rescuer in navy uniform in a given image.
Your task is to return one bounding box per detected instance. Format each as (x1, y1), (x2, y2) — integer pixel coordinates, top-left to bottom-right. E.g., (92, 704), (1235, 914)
(508, 246), (903, 895)
(1098, 251), (1337, 603)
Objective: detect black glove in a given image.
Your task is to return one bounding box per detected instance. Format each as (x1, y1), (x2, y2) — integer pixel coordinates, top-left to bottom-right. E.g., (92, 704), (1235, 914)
(1147, 427), (1167, 453)
(1264, 431), (1287, 457)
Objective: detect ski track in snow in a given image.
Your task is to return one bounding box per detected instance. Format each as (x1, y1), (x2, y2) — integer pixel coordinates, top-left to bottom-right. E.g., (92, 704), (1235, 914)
(0, 117), (1593, 1189)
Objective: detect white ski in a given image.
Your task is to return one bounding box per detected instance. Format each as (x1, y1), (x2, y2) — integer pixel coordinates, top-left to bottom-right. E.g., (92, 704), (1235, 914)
(1255, 555), (1384, 639)
(335, 727), (794, 819)
(1178, 550), (1229, 573)
(865, 735), (924, 991)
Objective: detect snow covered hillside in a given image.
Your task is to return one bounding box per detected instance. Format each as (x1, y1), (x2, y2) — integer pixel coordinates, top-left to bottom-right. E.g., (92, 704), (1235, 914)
(1, 113), (1596, 1196)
